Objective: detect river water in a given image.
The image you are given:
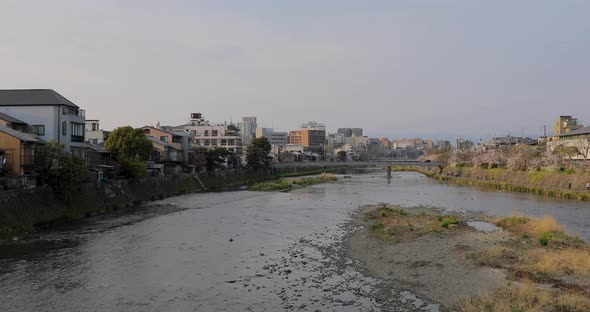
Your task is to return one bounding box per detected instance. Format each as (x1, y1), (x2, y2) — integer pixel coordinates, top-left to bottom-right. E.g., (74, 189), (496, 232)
(1, 170), (589, 311)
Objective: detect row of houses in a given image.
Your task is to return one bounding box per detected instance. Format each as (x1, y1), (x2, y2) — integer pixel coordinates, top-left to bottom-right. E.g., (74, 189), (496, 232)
(0, 89), (101, 178)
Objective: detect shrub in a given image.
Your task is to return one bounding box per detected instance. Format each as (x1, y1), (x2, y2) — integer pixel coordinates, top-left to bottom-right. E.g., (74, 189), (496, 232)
(370, 221), (385, 232)
(118, 156), (147, 179)
(438, 215), (459, 228)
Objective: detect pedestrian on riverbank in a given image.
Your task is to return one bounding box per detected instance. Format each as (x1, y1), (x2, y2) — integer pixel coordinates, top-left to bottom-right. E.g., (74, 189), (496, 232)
(586, 181), (590, 191)
(568, 181), (572, 189)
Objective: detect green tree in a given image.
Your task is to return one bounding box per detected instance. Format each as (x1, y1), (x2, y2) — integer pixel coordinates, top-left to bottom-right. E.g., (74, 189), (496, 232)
(205, 147), (232, 171)
(37, 141), (89, 200)
(246, 137), (272, 169)
(336, 150), (347, 161)
(105, 126), (153, 160)
(105, 126), (152, 178)
(191, 147), (208, 172)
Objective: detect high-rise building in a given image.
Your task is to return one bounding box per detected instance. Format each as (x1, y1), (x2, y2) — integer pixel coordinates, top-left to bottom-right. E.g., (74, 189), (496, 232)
(237, 117), (257, 146)
(301, 121), (325, 131)
(337, 128), (352, 137)
(351, 128), (363, 137)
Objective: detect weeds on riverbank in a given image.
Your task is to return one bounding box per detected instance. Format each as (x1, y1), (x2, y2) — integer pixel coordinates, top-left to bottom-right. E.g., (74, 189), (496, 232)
(248, 180), (293, 191)
(249, 173), (337, 192)
(462, 215), (590, 310)
(367, 206), (462, 240)
(457, 283), (590, 312)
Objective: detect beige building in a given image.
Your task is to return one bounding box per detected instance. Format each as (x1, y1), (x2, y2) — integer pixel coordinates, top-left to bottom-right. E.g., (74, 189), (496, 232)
(289, 129), (325, 148)
(554, 116), (583, 136)
(547, 126), (590, 160)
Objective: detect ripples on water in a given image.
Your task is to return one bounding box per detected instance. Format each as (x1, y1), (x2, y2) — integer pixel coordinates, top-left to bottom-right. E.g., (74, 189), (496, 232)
(0, 170), (588, 311)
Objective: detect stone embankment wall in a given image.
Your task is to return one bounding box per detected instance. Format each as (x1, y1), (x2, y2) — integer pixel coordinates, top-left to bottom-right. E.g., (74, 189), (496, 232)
(0, 170), (272, 237)
(396, 166), (590, 201)
(441, 167), (590, 192)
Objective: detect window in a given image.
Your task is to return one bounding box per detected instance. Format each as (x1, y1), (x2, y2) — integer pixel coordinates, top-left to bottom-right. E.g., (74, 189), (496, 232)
(71, 122), (85, 142)
(31, 125), (45, 136)
(62, 121), (67, 136)
(204, 130), (209, 136)
(172, 136), (182, 143)
(212, 130), (218, 137)
(92, 123), (98, 131)
(160, 136), (168, 142)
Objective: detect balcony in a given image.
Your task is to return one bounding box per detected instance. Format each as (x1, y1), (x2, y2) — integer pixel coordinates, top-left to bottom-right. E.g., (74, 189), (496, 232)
(71, 135), (85, 143)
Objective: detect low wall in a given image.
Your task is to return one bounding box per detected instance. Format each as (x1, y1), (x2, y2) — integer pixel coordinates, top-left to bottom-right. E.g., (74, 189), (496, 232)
(0, 170), (271, 237)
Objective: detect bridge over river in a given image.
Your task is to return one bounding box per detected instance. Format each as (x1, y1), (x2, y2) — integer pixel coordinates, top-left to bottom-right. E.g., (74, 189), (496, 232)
(270, 160), (441, 169)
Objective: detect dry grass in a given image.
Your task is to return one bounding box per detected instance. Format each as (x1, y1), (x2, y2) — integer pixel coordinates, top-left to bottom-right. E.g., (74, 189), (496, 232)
(466, 246), (516, 268)
(456, 283), (590, 312)
(494, 215), (583, 247)
(467, 214), (590, 289)
(526, 248), (590, 278)
(495, 215), (563, 236)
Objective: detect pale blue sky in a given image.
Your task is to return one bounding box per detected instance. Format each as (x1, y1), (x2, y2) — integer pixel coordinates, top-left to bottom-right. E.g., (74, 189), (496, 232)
(1, 0), (588, 140)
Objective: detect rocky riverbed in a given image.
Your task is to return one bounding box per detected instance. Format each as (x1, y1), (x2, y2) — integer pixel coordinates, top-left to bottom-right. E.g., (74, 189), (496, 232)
(345, 205), (590, 311)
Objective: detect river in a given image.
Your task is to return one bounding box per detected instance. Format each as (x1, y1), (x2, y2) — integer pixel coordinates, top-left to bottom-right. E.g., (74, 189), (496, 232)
(1, 170), (589, 311)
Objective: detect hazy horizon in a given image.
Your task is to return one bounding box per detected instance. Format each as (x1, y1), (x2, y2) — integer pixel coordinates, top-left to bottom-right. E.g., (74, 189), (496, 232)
(1, 0), (588, 140)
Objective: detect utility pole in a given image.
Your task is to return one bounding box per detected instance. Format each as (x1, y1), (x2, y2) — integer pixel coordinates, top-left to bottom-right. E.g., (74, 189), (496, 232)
(544, 125), (547, 138)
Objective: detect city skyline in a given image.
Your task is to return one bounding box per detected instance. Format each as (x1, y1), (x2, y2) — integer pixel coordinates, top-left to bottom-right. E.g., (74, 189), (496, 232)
(1, 1), (589, 139)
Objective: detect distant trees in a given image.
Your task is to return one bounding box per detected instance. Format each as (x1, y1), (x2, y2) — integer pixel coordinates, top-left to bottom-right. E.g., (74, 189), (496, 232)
(336, 150), (347, 161)
(105, 126), (152, 178)
(472, 149), (507, 169)
(246, 137), (272, 169)
(448, 145), (585, 173)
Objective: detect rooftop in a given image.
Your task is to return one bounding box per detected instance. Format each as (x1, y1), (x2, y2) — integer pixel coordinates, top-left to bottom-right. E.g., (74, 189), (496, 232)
(0, 89), (78, 108)
(146, 136), (181, 149)
(558, 126), (590, 137)
(0, 112), (27, 124)
(0, 125), (43, 143)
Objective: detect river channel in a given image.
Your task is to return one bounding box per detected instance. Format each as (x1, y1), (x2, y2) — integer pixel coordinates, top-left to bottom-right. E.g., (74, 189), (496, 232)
(1, 170), (589, 311)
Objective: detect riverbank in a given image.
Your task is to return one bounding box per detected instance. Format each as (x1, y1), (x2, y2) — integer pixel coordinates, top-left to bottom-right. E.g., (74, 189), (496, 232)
(347, 205), (590, 310)
(0, 167), (334, 239)
(394, 166), (590, 201)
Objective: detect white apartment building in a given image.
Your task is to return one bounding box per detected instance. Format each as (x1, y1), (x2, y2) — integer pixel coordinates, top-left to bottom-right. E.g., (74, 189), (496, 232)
(181, 114), (243, 154)
(0, 89), (86, 153)
(85, 120), (109, 145)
